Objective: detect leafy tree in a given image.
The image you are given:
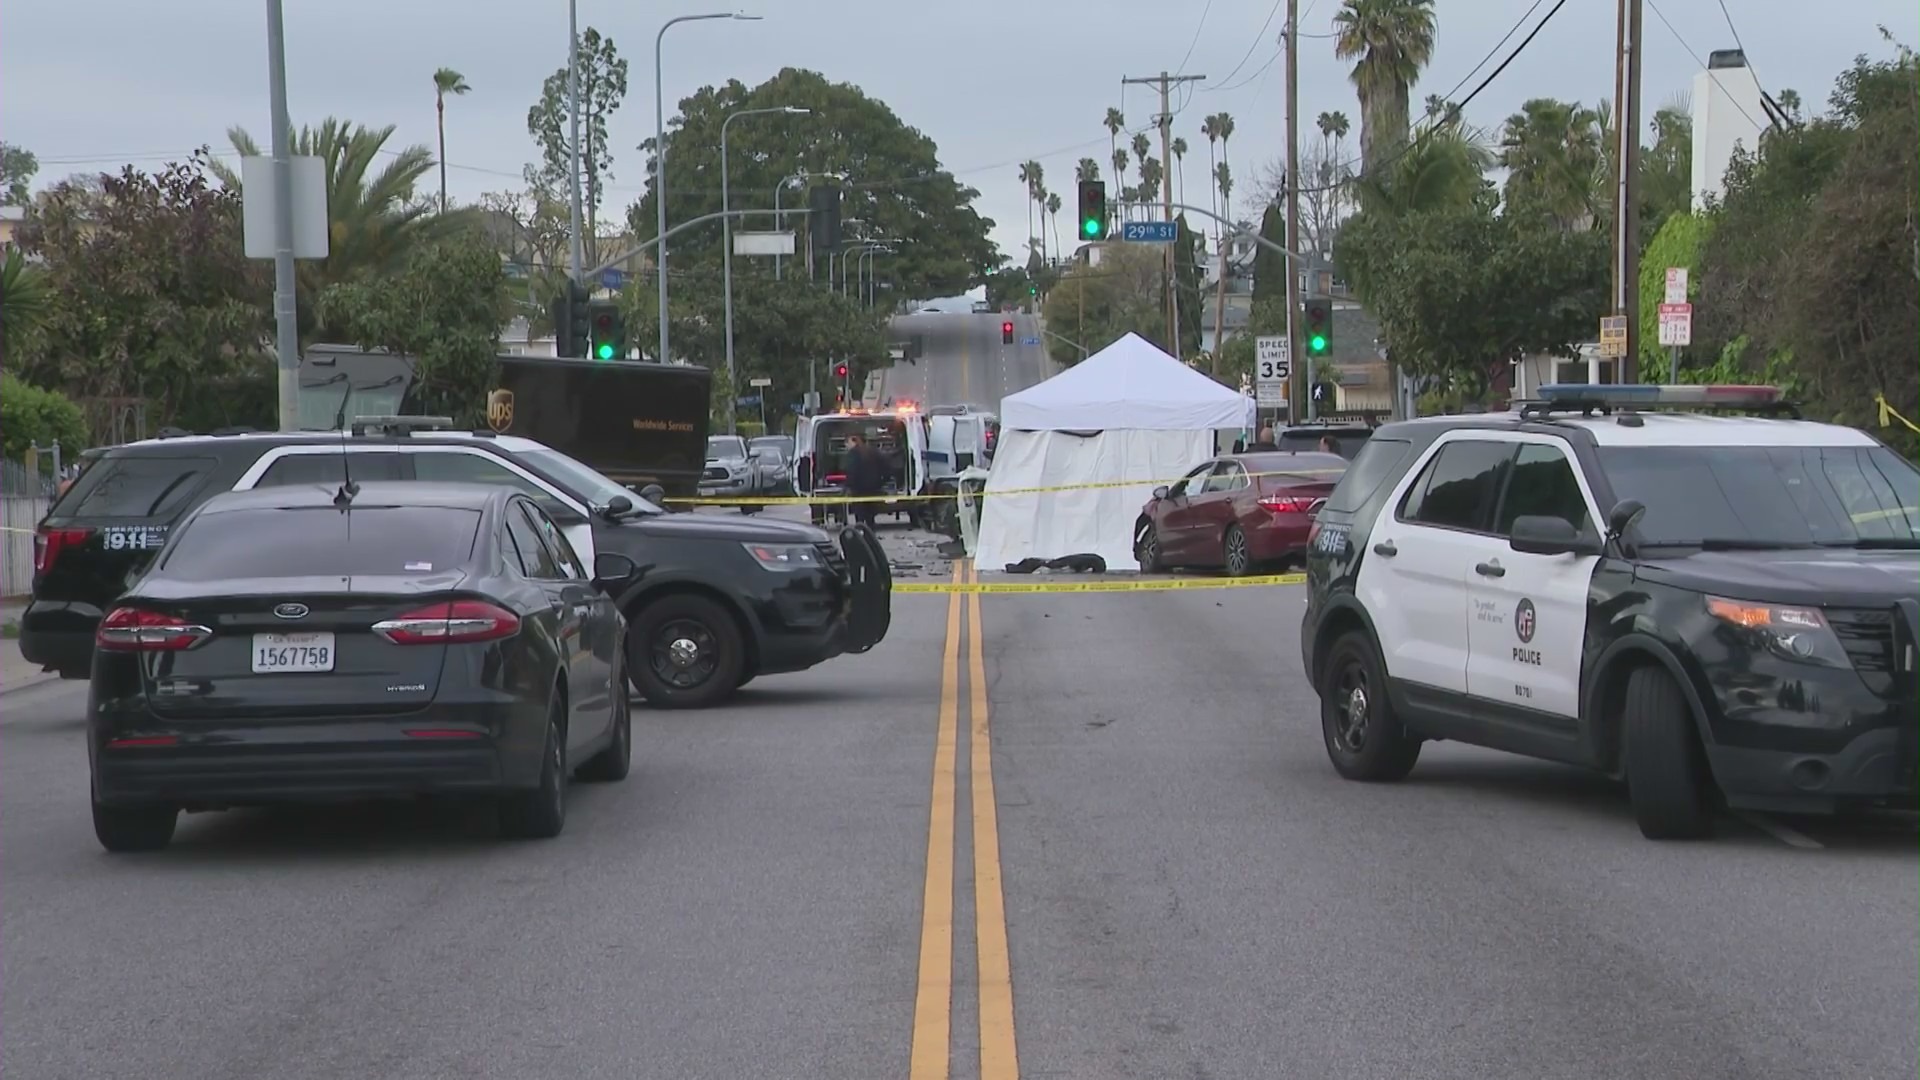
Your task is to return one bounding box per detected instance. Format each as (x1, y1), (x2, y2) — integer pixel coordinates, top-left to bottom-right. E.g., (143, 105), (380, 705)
(1498, 98), (1607, 230)
(15, 154), (272, 433)
(1338, 203), (1608, 398)
(1038, 243), (1174, 366)
(1248, 201), (1290, 334)
(526, 28), (628, 262)
(318, 234), (512, 423)
(1637, 102), (1693, 241)
(0, 372), (87, 459)
(631, 68), (999, 301)
(1172, 214), (1205, 360)
(619, 271), (886, 421)
(0, 142), (36, 205)
(1635, 211), (1711, 377)
(209, 119), (480, 343)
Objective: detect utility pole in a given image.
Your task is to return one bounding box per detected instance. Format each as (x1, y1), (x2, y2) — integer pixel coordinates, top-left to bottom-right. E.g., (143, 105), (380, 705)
(265, 0), (300, 431)
(1611, 0), (1644, 382)
(1122, 71), (1204, 355)
(565, 0), (585, 282)
(1283, 3), (1304, 425)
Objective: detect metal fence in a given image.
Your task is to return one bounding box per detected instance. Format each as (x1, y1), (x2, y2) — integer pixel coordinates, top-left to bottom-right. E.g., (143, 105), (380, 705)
(1, 456), (56, 599)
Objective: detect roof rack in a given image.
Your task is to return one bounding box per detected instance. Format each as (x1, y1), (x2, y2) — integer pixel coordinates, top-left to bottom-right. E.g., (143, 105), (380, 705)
(1285, 411), (1388, 429)
(349, 415), (456, 437)
(1517, 383), (1802, 421)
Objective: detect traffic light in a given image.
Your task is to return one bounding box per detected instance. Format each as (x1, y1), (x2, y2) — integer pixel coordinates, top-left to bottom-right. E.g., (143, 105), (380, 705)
(586, 301), (625, 361)
(551, 280), (591, 358)
(1001, 321), (1015, 345)
(1076, 180), (1106, 240)
(835, 362), (849, 380)
(1303, 299), (1332, 356)
(810, 185), (843, 250)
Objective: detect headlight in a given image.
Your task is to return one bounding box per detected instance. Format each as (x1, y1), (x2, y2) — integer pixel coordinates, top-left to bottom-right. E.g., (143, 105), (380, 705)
(743, 542), (822, 571)
(1705, 596), (1850, 667)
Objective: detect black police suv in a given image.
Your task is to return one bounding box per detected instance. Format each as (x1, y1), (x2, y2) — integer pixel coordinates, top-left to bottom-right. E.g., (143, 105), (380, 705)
(25, 420), (891, 709)
(1299, 387), (1919, 840)
(89, 482), (633, 852)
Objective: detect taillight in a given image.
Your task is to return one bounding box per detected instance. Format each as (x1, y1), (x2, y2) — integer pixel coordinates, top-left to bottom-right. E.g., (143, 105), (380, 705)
(96, 607), (213, 651)
(1258, 495), (1318, 514)
(34, 526), (92, 574)
(373, 600), (520, 645)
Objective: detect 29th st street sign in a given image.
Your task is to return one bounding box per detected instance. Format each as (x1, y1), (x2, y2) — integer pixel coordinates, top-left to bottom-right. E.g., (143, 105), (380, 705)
(1120, 221), (1179, 243)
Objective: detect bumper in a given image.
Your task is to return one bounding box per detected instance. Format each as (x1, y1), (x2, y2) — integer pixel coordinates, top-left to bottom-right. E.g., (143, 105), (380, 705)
(1246, 514), (1314, 564)
(1708, 725), (1916, 813)
(698, 475), (753, 497)
(19, 599), (102, 677)
(1699, 660), (1918, 813)
(90, 701), (543, 807)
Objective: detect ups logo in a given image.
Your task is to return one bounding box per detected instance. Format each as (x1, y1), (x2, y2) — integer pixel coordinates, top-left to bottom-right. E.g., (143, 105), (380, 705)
(486, 389), (514, 433)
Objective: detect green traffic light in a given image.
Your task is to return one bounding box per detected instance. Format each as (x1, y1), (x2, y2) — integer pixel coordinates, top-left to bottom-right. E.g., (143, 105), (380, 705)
(595, 343), (615, 360)
(1082, 218), (1100, 237)
(1309, 335), (1328, 353)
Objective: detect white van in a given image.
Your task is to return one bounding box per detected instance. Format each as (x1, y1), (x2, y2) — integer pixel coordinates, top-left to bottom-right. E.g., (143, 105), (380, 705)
(792, 407), (932, 526)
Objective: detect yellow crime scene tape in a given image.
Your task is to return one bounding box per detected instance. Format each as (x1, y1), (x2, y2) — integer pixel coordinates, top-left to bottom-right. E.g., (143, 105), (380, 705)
(893, 572), (1306, 594)
(669, 468), (1344, 506)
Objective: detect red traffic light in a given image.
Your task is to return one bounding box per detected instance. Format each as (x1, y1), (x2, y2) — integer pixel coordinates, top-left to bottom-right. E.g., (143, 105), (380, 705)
(594, 313), (613, 330)
(1002, 322), (1013, 334)
(835, 364), (849, 378)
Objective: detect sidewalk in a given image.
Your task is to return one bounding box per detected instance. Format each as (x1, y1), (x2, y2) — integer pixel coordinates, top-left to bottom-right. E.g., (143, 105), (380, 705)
(1, 597), (57, 695)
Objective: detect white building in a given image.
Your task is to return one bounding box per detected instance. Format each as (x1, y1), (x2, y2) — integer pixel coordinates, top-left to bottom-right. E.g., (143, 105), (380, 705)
(1690, 49), (1770, 211)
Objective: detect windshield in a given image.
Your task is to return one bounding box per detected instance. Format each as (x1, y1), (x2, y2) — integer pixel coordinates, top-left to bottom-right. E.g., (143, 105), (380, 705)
(517, 447), (663, 514)
(1597, 444), (1920, 546)
(707, 436), (748, 460)
(750, 436), (792, 459)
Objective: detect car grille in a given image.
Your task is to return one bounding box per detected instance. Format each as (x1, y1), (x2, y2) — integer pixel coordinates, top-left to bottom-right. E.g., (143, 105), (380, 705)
(816, 541), (847, 578)
(1830, 608), (1896, 673)
(702, 466), (729, 482)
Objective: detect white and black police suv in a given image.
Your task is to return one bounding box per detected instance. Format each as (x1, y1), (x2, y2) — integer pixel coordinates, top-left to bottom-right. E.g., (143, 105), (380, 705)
(1299, 384), (1918, 840)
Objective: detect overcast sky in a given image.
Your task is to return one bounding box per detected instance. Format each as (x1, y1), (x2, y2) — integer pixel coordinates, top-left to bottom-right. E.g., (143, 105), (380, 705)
(5, 0), (1911, 266)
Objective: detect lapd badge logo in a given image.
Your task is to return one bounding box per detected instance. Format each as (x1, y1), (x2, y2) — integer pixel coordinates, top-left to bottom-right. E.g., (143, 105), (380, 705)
(1515, 598), (1537, 644)
(486, 389), (514, 433)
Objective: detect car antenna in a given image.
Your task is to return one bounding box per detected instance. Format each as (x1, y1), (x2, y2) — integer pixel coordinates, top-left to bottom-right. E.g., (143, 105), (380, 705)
(333, 417), (358, 510)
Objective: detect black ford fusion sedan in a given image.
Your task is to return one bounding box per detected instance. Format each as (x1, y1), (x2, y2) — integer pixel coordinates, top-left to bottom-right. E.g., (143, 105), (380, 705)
(87, 481), (635, 853)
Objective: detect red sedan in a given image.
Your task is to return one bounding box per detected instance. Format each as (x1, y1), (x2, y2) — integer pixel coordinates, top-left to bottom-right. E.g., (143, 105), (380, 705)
(1133, 452), (1347, 575)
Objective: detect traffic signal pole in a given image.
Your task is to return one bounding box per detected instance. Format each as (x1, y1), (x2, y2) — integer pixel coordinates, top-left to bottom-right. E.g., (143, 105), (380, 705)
(1283, 0), (1304, 425)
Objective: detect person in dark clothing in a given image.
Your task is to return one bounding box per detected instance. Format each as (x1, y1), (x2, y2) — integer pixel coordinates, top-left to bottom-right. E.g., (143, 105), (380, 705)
(843, 434), (883, 527)
(1246, 426), (1279, 452)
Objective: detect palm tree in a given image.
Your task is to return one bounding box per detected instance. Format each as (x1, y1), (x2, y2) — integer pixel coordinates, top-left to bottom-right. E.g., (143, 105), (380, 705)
(1026, 162), (1048, 263)
(1498, 98), (1606, 230)
(1130, 133), (1152, 220)
(1139, 156), (1163, 208)
(1214, 161), (1234, 223)
(1170, 137), (1189, 208)
(1333, 0), (1438, 178)
(1351, 122), (1490, 215)
(1075, 157), (1101, 184)
(1017, 161), (1039, 264)
(432, 67), (471, 213)
(1104, 107), (1126, 186)
(1110, 148), (1130, 228)
(0, 248), (50, 363)
(1211, 113), (1236, 219)
(1045, 191), (1063, 256)
(210, 119), (476, 340)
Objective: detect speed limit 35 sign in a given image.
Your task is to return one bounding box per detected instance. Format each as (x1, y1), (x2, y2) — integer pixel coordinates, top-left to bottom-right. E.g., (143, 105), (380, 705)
(1255, 336), (1290, 407)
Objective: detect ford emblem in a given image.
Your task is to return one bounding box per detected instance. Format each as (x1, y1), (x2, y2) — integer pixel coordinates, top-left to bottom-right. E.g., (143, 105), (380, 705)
(273, 603), (310, 620)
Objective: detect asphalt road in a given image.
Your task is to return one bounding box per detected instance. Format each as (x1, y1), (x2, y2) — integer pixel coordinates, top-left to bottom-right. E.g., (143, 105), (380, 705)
(4, 559), (1915, 1078)
(881, 310), (1055, 411)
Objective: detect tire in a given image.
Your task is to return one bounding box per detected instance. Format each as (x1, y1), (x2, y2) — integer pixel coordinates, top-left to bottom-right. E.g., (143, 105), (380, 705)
(1137, 523), (1166, 573)
(627, 594), (745, 709)
(91, 786), (177, 853)
(1319, 631), (1421, 781)
(576, 645), (632, 783)
(1623, 665), (1717, 840)
(1223, 524), (1252, 577)
(500, 696), (568, 839)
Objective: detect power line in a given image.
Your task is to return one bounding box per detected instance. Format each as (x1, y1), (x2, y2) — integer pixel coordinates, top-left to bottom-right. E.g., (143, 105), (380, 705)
(1174, 0), (1215, 76)
(1643, 0), (1768, 132)
(1210, 0), (1286, 87)
(1435, 0), (1550, 105)
(1214, 48), (1282, 94)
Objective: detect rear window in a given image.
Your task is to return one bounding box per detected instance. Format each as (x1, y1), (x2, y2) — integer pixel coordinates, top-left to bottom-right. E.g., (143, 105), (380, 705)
(1277, 428), (1372, 459)
(1323, 438), (1412, 515)
(254, 453), (407, 488)
(156, 505), (481, 582)
(53, 455), (218, 520)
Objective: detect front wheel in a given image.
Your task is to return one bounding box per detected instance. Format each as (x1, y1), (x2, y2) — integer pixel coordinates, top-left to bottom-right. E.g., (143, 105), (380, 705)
(627, 594), (745, 709)
(1319, 631), (1421, 781)
(1137, 523), (1166, 573)
(1623, 666), (1717, 839)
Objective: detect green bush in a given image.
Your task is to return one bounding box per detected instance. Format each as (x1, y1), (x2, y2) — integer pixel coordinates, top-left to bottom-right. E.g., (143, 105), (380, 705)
(1, 372), (87, 460)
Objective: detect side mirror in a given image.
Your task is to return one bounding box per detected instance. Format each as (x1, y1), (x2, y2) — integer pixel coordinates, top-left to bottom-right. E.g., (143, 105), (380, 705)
(1152, 485), (1170, 501)
(1606, 498), (1646, 539)
(601, 494), (634, 519)
(1509, 515), (1602, 557)
(593, 551), (638, 584)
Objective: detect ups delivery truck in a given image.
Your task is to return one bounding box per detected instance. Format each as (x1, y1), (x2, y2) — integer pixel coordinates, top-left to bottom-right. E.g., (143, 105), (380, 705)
(299, 346), (712, 497)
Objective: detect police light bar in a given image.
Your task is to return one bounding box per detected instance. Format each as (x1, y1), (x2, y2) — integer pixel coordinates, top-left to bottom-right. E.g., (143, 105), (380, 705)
(1534, 384), (1782, 408)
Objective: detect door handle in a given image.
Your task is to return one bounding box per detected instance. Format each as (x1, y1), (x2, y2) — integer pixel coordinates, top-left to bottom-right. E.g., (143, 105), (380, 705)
(1475, 560), (1506, 578)
(1373, 540), (1397, 557)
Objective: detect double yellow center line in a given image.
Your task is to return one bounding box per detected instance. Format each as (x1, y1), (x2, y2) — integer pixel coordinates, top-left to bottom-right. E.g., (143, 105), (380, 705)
(910, 561), (1019, 1079)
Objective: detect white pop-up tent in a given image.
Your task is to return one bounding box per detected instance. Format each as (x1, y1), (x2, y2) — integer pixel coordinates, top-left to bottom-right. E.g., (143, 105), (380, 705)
(974, 333), (1248, 570)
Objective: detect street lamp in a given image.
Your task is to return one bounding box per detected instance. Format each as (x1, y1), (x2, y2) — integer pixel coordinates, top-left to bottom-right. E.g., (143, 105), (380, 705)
(722, 105), (811, 434)
(857, 244), (896, 308)
(655, 11), (759, 365)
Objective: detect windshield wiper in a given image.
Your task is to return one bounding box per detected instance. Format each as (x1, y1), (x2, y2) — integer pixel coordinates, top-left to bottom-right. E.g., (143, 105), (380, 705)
(1820, 536), (1920, 550)
(1694, 538), (1818, 551)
